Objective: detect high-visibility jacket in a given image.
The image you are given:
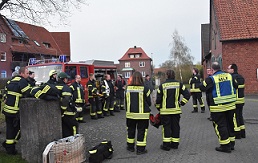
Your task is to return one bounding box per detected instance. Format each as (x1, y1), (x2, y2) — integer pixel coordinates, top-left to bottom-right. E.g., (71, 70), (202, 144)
(156, 79), (190, 115)
(189, 74), (202, 93)
(200, 70), (238, 112)
(231, 73), (245, 104)
(87, 79), (98, 99)
(30, 83), (59, 100)
(56, 81), (75, 116)
(125, 85), (151, 119)
(3, 76), (31, 116)
(70, 82), (85, 104)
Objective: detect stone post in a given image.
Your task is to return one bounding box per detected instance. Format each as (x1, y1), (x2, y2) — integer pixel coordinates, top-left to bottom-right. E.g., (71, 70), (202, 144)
(19, 98), (62, 163)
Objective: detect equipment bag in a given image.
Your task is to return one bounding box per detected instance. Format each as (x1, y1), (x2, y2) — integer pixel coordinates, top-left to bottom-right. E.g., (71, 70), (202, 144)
(89, 140), (114, 163)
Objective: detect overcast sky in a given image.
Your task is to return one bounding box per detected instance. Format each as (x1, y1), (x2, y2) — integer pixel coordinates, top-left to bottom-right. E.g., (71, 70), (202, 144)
(47, 0), (209, 67)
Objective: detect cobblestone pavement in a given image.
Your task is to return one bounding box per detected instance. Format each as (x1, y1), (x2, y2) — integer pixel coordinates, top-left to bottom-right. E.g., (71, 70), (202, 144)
(0, 94), (257, 163)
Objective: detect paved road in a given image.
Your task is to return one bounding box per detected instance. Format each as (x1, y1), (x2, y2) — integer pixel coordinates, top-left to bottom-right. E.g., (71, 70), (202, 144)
(0, 94), (257, 163)
(81, 94), (258, 163)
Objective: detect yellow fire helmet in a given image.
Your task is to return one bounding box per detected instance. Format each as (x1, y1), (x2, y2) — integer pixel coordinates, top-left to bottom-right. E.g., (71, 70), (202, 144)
(49, 70), (57, 77)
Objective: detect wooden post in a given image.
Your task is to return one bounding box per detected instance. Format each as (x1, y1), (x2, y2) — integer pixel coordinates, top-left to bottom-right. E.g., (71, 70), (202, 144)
(19, 98), (62, 163)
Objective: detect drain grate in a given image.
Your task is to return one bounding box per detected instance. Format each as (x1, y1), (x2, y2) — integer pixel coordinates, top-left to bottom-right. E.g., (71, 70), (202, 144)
(245, 119), (258, 124)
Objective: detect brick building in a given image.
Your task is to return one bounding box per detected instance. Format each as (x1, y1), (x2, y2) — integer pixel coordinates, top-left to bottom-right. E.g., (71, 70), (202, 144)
(202, 0), (258, 94)
(117, 46), (152, 80)
(0, 16), (70, 78)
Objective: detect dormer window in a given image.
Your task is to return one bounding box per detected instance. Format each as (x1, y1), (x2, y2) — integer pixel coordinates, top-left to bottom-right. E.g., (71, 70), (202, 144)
(129, 54), (134, 58)
(43, 42), (51, 48)
(135, 54), (140, 58)
(0, 33), (6, 43)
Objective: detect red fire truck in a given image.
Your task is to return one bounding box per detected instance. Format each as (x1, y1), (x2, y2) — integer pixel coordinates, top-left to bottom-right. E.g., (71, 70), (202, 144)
(27, 57), (117, 104)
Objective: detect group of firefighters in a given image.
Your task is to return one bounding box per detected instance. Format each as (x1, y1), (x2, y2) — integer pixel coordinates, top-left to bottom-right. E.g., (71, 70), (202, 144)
(0, 61), (246, 155)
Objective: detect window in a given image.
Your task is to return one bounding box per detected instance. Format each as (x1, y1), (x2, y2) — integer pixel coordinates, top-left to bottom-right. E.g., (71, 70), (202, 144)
(139, 61), (145, 67)
(19, 40), (23, 44)
(129, 55), (134, 58)
(1, 70), (7, 78)
(80, 66), (88, 78)
(65, 66), (77, 80)
(43, 42), (51, 48)
(0, 33), (6, 43)
(141, 71), (146, 77)
(34, 40), (40, 46)
(1, 52), (6, 61)
(125, 62), (130, 68)
(125, 72), (131, 78)
(135, 54), (140, 58)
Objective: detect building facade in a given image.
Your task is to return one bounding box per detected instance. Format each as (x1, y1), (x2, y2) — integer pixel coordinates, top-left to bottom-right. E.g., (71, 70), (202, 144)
(0, 16), (70, 78)
(117, 46), (152, 80)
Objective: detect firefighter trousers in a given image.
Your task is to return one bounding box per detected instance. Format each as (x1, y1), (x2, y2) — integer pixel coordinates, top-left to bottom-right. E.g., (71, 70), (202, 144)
(211, 109), (235, 145)
(89, 98), (102, 117)
(104, 95), (114, 113)
(161, 114), (180, 148)
(126, 118), (149, 151)
(234, 104), (245, 135)
(4, 115), (21, 153)
(75, 103), (84, 121)
(62, 115), (78, 138)
(192, 92), (205, 111)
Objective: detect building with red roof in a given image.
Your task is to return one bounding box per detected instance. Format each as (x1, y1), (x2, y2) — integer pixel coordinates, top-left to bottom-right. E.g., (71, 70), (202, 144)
(0, 16), (70, 78)
(202, 0), (258, 94)
(117, 46), (153, 80)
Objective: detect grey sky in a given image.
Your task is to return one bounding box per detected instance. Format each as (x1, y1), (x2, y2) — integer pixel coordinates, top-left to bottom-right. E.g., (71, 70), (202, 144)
(48, 0), (209, 67)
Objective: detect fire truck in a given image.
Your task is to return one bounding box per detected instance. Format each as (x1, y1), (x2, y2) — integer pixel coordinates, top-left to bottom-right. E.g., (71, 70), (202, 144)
(27, 57), (117, 104)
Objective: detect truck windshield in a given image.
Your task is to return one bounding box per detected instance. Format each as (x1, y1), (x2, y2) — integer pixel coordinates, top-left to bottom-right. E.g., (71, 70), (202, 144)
(28, 64), (62, 85)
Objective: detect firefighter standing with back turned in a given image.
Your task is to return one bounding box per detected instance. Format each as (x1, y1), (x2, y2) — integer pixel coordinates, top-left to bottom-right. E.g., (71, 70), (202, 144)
(56, 72), (78, 138)
(189, 68), (205, 113)
(156, 69), (190, 151)
(70, 75), (86, 123)
(199, 62), (238, 153)
(2, 67), (31, 155)
(114, 75), (126, 112)
(227, 63), (246, 139)
(125, 71), (151, 155)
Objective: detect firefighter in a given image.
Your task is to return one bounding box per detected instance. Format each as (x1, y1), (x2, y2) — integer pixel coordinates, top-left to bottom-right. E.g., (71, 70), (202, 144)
(87, 73), (104, 119)
(125, 71), (151, 155)
(114, 75), (126, 112)
(47, 70), (58, 85)
(156, 69), (190, 151)
(227, 63), (246, 139)
(200, 62), (238, 153)
(27, 71), (36, 87)
(2, 67), (31, 155)
(102, 74), (115, 116)
(55, 72), (78, 138)
(70, 75), (86, 123)
(189, 68), (205, 113)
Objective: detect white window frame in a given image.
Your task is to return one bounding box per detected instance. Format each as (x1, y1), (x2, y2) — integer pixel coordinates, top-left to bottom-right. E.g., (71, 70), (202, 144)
(129, 54), (134, 58)
(1, 52), (6, 61)
(139, 61), (145, 67)
(0, 33), (6, 43)
(125, 62), (130, 68)
(135, 54), (140, 58)
(1, 70), (7, 78)
(125, 72), (131, 78)
(141, 71), (146, 77)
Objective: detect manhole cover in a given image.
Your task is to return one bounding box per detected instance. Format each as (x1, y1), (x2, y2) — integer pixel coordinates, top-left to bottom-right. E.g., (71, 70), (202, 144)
(245, 119), (258, 124)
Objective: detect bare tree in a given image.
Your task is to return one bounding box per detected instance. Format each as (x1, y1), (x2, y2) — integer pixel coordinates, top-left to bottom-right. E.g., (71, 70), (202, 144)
(0, 0), (87, 25)
(170, 29), (194, 82)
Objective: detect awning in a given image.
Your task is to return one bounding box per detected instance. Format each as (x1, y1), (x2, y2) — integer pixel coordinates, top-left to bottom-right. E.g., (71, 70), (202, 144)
(122, 67), (134, 71)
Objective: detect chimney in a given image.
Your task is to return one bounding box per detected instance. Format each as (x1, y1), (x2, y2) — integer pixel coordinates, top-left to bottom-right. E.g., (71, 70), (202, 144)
(134, 46), (137, 48)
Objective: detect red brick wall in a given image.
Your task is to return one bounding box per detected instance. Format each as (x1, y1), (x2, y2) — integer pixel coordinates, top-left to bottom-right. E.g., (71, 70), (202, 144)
(0, 17), (13, 78)
(222, 40), (258, 94)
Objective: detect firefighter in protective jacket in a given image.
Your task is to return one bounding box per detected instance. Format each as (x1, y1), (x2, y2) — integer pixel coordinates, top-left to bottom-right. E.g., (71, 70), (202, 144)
(87, 73), (104, 119)
(125, 71), (151, 155)
(156, 70), (190, 151)
(199, 62), (238, 153)
(56, 72), (78, 138)
(227, 63), (246, 139)
(70, 75), (86, 123)
(2, 67), (31, 155)
(189, 68), (205, 113)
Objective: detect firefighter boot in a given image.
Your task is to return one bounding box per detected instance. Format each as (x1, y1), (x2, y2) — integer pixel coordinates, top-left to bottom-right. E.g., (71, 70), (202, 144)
(103, 111), (109, 117)
(170, 142), (179, 149)
(230, 141), (235, 150)
(160, 142), (170, 151)
(97, 114), (104, 118)
(2, 142), (17, 155)
(191, 108), (198, 113)
(241, 129), (246, 138)
(110, 111), (115, 116)
(201, 107), (205, 113)
(235, 131), (241, 139)
(126, 143), (135, 152)
(136, 146), (147, 155)
(215, 144), (231, 153)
